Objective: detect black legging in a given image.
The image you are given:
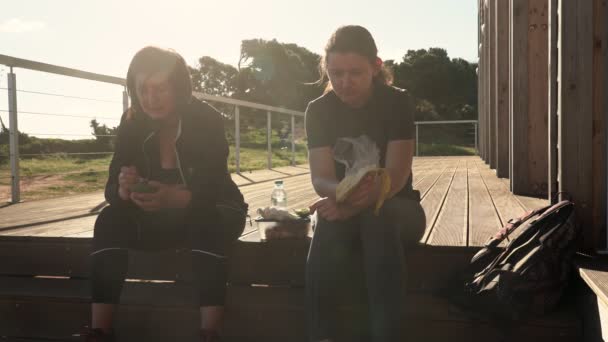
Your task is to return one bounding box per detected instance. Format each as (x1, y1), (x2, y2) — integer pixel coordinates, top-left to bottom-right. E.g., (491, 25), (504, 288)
(306, 196), (426, 342)
(91, 202), (246, 306)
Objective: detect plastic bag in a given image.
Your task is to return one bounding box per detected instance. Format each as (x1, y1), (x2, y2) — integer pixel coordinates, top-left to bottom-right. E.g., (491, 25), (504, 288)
(333, 135), (391, 215)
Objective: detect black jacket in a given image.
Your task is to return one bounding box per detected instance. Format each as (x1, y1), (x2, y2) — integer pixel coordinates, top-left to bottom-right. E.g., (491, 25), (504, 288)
(104, 97), (246, 215)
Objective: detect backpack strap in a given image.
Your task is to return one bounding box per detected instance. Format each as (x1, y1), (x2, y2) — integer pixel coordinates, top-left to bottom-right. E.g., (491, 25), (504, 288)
(484, 206), (549, 248)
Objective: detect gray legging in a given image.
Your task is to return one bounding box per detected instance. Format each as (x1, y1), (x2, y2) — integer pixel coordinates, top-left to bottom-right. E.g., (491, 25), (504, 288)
(306, 195), (426, 342)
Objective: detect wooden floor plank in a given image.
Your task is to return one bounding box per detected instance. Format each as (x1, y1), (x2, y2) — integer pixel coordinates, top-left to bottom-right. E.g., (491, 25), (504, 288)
(513, 194), (550, 211)
(467, 161), (502, 247)
(427, 160), (468, 247)
(413, 161), (450, 198)
(2, 157), (536, 247)
(419, 160), (460, 245)
(476, 161), (529, 244)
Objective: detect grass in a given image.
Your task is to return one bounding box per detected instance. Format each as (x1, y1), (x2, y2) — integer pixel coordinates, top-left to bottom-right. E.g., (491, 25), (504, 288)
(0, 140), (474, 202)
(418, 143), (477, 156)
(0, 145), (308, 202)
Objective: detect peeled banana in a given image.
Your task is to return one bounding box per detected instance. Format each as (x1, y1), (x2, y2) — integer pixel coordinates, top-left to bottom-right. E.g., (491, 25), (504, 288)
(336, 167), (391, 216)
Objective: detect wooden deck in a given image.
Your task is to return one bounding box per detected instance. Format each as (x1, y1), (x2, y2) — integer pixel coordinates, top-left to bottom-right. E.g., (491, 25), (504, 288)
(0, 156), (581, 342)
(0, 156), (548, 245)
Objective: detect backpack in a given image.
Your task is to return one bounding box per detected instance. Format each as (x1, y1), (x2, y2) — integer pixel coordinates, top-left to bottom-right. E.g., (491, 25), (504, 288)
(447, 199), (580, 320)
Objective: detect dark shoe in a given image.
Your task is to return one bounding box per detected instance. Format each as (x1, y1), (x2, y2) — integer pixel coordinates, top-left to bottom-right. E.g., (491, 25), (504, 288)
(200, 329), (221, 342)
(76, 326), (116, 342)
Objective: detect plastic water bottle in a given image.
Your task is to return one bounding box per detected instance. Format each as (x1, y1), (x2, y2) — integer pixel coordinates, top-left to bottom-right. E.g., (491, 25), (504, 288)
(271, 180), (287, 207)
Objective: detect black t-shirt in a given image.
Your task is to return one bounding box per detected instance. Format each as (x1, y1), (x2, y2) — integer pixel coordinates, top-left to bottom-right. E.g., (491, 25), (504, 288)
(305, 84), (417, 199)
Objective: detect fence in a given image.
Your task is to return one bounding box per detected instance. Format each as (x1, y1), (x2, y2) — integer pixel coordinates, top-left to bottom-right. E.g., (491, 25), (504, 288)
(1, 54), (478, 204)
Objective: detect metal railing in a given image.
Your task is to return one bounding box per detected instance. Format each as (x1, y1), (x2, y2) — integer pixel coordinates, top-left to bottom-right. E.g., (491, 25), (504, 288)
(0, 54), (305, 203)
(1, 54), (479, 204)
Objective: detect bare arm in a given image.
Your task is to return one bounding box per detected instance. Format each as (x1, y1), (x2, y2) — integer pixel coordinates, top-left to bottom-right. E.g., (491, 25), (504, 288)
(384, 139), (415, 199)
(308, 146), (339, 200)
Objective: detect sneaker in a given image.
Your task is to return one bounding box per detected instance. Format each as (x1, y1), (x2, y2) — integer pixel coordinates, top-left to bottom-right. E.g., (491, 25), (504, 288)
(76, 326), (116, 342)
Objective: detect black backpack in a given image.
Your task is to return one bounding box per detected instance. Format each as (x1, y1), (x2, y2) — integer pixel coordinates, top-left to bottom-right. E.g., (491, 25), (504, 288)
(447, 199), (580, 320)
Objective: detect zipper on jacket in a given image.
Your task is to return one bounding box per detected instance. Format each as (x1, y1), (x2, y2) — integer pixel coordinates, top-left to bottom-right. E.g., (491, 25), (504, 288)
(174, 118), (188, 187)
(142, 131), (155, 180)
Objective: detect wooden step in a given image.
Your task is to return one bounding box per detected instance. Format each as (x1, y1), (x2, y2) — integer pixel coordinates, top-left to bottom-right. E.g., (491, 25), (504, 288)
(0, 276), (581, 342)
(0, 236), (479, 291)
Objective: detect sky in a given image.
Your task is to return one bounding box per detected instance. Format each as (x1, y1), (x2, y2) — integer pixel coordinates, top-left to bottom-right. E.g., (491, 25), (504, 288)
(0, 0), (478, 141)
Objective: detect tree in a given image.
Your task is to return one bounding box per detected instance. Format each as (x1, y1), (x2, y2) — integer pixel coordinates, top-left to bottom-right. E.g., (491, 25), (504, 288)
(0, 115), (31, 146)
(237, 39), (322, 111)
(190, 56), (238, 97)
(392, 48), (478, 121)
(90, 119), (117, 151)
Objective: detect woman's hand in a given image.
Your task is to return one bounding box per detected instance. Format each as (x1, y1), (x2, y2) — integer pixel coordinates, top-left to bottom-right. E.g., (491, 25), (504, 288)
(309, 197), (360, 222)
(118, 166), (140, 201)
(130, 181), (192, 211)
(344, 173), (381, 210)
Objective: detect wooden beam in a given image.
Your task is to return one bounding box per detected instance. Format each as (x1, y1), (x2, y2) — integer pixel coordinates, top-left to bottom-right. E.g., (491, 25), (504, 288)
(548, 0), (559, 203)
(592, 0), (607, 250)
(485, 0), (491, 164)
(496, 0), (510, 178)
(508, 0), (514, 191)
(489, 0), (498, 169)
(484, 0), (492, 164)
(558, 0), (594, 251)
(510, 0), (549, 197)
(479, 0), (487, 161)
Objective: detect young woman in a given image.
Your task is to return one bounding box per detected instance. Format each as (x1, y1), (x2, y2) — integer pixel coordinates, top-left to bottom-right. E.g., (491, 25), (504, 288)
(305, 26), (427, 342)
(83, 46), (247, 342)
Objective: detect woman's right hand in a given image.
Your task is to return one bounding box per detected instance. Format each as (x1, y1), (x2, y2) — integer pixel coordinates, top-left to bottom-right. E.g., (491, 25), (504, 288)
(118, 166), (139, 201)
(344, 174), (380, 209)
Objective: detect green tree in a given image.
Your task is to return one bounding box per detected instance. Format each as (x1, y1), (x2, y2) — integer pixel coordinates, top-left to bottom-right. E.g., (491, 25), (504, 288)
(392, 48), (477, 121)
(90, 119), (117, 151)
(237, 39), (322, 111)
(190, 56), (238, 97)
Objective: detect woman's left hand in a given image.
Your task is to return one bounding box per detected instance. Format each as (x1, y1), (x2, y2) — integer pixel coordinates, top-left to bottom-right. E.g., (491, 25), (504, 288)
(345, 174), (381, 210)
(131, 181), (193, 211)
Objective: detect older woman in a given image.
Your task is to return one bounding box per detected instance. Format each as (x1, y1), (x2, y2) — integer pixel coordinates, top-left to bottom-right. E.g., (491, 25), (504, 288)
(82, 46), (247, 342)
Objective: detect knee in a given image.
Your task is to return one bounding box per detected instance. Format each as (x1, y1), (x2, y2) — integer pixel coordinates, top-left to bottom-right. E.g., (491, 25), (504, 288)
(93, 206), (134, 249)
(95, 206), (128, 230)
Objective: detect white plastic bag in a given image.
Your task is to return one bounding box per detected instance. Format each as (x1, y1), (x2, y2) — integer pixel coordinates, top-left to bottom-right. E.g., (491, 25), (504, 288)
(334, 135), (391, 214)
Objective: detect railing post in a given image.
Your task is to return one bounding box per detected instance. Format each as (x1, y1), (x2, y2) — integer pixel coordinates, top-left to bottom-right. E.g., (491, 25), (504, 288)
(267, 111), (272, 169)
(8, 67), (20, 203)
(122, 87), (129, 113)
(235, 105), (240, 174)
(415, 123), (419, 156)
(291, 115), (295, 166)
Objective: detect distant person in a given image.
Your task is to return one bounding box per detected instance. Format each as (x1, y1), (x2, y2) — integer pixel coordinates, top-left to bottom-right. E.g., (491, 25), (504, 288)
(305, 25), (426, 342)
(82, 46), (247, 342)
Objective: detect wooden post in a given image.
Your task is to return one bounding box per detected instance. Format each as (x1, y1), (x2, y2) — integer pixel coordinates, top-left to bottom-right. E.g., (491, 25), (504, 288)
(509, 0), (514, 190)
(592, 0), (607, 250)
(485, 0), (491, 164)
(483, 0), (490, 163)
(478, 0), (486, 160)
(489, 0), (497, 169)
(548, 0), (559, 203)
(495, 0), (510, 178)
(558, 0), (594, 251)
(510, 0), (549, 197)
